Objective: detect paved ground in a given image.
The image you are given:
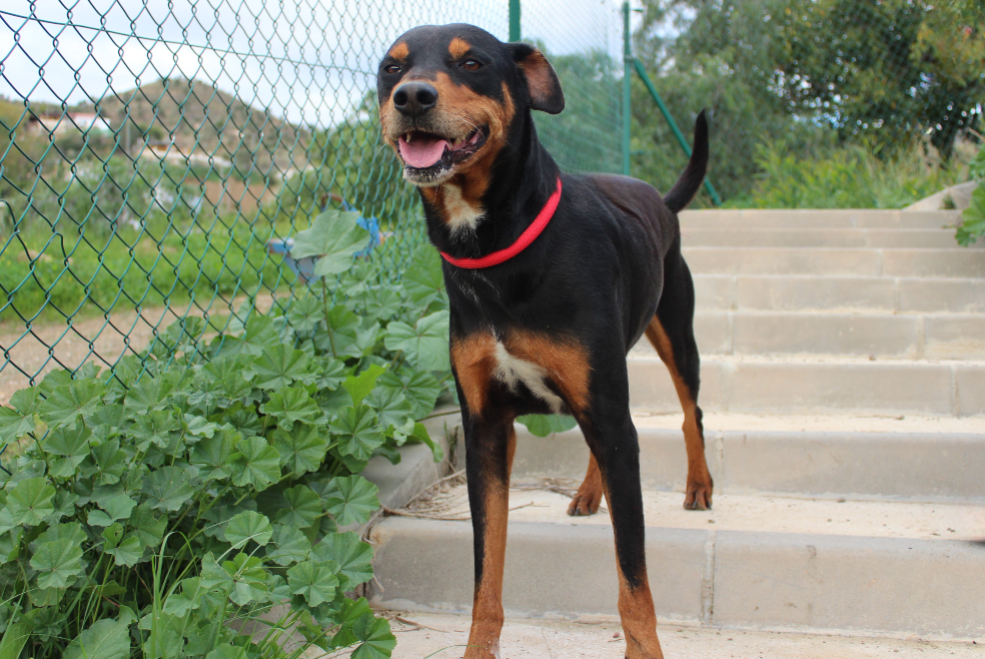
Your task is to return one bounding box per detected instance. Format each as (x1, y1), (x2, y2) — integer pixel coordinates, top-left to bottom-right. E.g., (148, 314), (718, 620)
(0, 295), (276, 405)
(375, 612), (983, 659)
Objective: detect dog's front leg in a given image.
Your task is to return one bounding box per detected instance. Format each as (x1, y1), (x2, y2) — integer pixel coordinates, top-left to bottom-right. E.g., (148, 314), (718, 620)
(463, 412), (516, 659)
(584, 410), (665, 659)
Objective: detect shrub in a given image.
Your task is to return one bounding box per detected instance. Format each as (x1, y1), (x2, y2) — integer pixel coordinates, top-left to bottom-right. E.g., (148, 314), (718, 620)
(0, 208), (452, 658)
(956, 142), (985, 246)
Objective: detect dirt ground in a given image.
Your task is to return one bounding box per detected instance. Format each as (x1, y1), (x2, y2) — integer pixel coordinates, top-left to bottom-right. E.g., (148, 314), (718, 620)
(0, 296), (275, 405)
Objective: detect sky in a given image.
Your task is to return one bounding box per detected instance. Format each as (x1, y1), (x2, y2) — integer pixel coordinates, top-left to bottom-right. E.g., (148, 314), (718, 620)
(0, 0), (637, 128)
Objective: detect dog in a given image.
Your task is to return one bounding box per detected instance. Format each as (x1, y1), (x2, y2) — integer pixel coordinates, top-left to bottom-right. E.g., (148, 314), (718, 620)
(377, 23), (713, 659)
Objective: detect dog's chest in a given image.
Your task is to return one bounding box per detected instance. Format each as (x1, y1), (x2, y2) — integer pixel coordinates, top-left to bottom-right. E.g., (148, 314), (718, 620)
(441, 184), (485, 233)
(491, 340), (564, 413)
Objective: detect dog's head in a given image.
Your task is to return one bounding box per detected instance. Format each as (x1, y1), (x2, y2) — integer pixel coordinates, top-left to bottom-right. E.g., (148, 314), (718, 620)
(377, 24), (564, 187)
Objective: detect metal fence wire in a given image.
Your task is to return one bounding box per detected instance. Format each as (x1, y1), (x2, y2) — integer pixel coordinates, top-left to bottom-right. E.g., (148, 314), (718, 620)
(0, 0), (624, 402)
(2, 0), (981, 405)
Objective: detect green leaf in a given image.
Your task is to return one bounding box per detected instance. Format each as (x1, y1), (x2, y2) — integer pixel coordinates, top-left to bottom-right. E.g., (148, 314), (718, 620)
(275, 485), (322, 528)
(101, 525), (142, 567)
(64, 618), (130, 659)
(142, 466), (196, 512)
(138, 612), (184, 659)
(90, 440), (126, 485)
(287, 559), (339, 607)
(273, 424), (329, 475)
(99, 493), (138, 522)
(0, 528), (22, 562)
(379, 369), (441, 419)
(364, 287), (405, 321)
(324, 475), (380, 526)
(517, 414), (579, 437)
(130, 503), (167, 548)
(330, 405), (385, 462)
(384, 310), (450, 371)
(6, 477), (56, 526)
(286, 295), (324, 333)
(260, 385), (324, 431)
(0, 387), (39, 441)
(312, 532), (374, 586)
(189, 427), (239, 480)
(365, 385), (414, 432)
(222, 553), (269, 606)
(42, 425), (92, 478)
(342, 363), (387, 406)
(40, 380), (104, 428)
(205, 644), (248, 659)
(162, 578), (203, 617)
(225, 511), (273, 548)
(229, 437), (281, 491)
(0, 620), (30, 659)
(351, 615), (396, 659)
(266, 524), (312, 566)
(248, 344), (311, 390)
(403, 248), (445, 303)
(291, 209), (372, 277)
(311, 356), (347, 390)
(31, 538), (83, 589)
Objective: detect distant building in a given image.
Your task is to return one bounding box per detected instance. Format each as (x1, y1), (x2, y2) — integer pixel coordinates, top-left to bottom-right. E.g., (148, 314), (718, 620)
(27, 111), (111, 134)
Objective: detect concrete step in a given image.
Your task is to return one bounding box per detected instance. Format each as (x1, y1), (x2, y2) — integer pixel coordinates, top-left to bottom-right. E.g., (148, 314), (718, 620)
(694, 274), (985, 314)
(682, 227), (981, 249)
(511, 415), (985, 502)
(681, 247), (985, 278)
(382, 612), (984, 659)
(651, 310), (985, 360)
(369, 491), (985, 639)
(679, 208), (962, 229)
(627, 356), (985, 416)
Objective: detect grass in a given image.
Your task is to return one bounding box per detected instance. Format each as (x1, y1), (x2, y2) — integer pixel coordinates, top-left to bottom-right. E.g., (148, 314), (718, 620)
(727, 138), (975, 210)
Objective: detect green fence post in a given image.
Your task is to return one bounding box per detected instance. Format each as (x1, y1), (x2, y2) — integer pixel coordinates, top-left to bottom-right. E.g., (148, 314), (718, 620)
(632, 59), (722, 205)
(622, 1), (632, 176)
(509, 0), (521, 41)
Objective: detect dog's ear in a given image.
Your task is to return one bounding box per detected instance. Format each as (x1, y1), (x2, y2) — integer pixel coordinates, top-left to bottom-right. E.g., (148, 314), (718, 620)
(507, 43), (564, 114)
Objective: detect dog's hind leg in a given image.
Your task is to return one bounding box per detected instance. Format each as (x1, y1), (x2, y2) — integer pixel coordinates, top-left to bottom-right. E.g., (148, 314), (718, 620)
(462, 413), (516, 659)
(568, 453), (603, 516)
(645, 238), (713, 510)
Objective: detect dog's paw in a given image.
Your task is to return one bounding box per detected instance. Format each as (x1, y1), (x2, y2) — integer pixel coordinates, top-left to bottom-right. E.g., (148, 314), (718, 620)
(567, 488), (602, 516)
(683, 479), (713, 511)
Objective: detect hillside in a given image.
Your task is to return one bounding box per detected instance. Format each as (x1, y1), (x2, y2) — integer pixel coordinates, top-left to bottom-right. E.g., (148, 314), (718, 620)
(91, 77), (311, 177)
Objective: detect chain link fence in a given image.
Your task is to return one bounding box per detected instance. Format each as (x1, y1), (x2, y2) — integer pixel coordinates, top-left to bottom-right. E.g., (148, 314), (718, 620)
(0, 0), (624, 403)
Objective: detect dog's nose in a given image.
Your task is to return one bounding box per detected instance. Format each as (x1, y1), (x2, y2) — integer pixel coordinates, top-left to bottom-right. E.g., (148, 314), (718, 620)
(393, 81), (438, 117)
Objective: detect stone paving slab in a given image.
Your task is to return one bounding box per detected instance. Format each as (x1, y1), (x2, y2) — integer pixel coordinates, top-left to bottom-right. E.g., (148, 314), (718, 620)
(510, 424), (985, 502)
(376, 612), (983, 659)
(694, 274), (985, 314)
(681, 227), (979, 249)
(679, 209), (962, 229)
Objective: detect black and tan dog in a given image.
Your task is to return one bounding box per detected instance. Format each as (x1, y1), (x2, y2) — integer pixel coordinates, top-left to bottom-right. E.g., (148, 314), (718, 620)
(378, 23), (713, 659)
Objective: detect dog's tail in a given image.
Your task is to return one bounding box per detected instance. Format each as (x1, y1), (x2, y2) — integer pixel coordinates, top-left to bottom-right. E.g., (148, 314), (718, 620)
(662, 110), (709, 214)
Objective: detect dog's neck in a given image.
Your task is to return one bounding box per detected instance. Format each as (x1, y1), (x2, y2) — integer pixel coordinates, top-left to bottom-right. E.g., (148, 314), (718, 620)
(416, 111), (559, 260)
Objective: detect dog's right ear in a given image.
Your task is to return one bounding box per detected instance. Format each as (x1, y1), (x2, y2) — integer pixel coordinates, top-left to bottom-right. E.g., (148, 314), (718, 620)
(507, 43), (565, 115)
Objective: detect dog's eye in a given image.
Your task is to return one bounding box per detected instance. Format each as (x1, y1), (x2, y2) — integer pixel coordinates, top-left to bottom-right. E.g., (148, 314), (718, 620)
(462, 59), (482, 71)
(384, 64), (401, 74)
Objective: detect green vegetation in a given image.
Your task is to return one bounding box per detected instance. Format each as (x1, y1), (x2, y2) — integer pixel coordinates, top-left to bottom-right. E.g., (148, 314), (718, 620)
(630, 0), (984, 208)
(728, 139), (970, 210)
(956, 143), (985, 246)
(0, 209), (452, 659)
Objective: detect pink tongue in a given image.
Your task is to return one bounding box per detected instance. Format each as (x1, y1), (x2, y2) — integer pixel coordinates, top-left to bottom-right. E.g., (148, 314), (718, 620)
(399, 135), (449, 168)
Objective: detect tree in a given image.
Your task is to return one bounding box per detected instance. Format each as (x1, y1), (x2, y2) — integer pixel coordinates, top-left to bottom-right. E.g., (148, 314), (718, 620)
(769, 0), (985, 159)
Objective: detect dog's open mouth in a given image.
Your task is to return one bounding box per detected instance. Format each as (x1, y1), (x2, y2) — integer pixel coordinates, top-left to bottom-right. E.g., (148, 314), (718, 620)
(397, 127), (487, 173)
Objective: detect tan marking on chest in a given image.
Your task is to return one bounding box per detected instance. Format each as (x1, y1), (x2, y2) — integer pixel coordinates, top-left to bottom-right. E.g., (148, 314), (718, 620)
(451, 330), (591, 416)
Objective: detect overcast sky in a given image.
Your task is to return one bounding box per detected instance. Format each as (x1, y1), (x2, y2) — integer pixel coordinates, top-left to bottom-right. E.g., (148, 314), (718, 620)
(0, 0), (636, 127)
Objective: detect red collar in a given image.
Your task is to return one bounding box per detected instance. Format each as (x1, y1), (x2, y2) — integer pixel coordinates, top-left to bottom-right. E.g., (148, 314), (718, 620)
(440, 177), (562, 269)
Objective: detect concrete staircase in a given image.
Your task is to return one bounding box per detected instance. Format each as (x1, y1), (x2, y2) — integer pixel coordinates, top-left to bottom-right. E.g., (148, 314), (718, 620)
(369, 209), (985, 643)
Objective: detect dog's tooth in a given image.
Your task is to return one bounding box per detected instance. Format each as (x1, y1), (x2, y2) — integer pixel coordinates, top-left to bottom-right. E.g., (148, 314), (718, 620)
(405, 132), (413, 143)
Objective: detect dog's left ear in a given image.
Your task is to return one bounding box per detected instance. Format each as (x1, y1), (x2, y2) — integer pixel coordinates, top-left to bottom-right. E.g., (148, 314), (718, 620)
(507, 43), (565, 114)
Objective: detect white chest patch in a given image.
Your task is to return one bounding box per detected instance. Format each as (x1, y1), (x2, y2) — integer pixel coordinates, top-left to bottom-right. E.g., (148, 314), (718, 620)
(493, 341), (564, 413)
(442, 184), (485, 234)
